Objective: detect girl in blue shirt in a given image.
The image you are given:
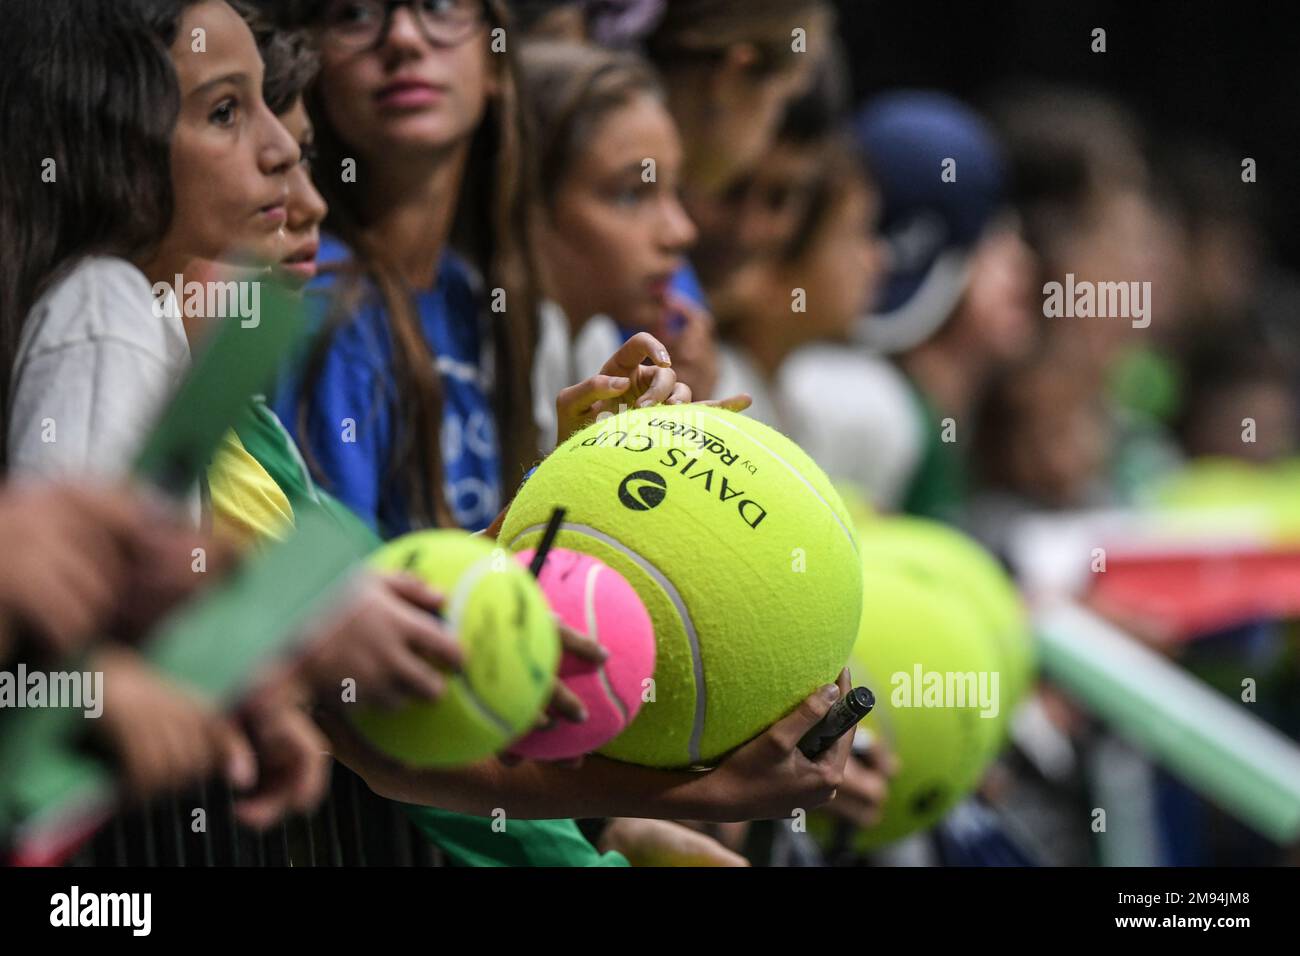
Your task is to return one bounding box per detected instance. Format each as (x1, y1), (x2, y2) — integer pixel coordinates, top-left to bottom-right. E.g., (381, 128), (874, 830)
(279, 0), (856, 865)
(279, 234), (504, 536)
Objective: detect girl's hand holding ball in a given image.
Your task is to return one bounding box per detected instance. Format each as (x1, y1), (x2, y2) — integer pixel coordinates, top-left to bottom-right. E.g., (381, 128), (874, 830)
(555, 332), (687, 446)
(684, 669), (858, 821)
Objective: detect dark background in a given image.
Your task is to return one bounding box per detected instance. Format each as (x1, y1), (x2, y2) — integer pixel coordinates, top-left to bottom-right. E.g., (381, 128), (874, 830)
(833, 0), (1295, 265)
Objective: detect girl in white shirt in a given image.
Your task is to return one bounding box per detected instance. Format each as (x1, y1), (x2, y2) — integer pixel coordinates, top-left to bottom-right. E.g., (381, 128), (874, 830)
(2, 0), (298, 479)
(0, 0), (322, 823)
(0, 0), (460, 827)
(518, 40), (750, 453)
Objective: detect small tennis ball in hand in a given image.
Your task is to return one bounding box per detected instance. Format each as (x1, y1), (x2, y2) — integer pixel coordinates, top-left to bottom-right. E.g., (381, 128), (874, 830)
(506, 548), (655, 761)
(351, 530), (559, 767)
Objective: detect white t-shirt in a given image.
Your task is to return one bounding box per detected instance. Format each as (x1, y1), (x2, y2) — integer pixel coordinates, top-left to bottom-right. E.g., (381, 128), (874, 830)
(714, 343), (785, 431)
(7, 256), (190, 480)
(778, 344), (924, 512)
(532, 301), (624, 454)
(715, 340), (924, 511)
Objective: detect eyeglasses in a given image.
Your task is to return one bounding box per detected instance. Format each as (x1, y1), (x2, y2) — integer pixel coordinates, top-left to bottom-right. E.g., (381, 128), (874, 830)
(321, 0), (486, 52)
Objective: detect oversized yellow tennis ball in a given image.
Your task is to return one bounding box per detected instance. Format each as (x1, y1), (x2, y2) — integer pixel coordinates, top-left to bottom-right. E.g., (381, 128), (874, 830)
(856, 516), (1033, 728)
(1155, 457), (1300, 543)
(849, 561), (1005, 849)
(500, 405), (862, 768)
(1154, 456), (1276, 510)
(832, 480), (877, 528)
(810, 518), (1020, 853)
(350, 530), (560, 767)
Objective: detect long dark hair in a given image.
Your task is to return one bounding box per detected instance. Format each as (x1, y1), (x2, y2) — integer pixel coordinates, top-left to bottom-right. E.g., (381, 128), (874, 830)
(230, 0), (320, 114)
(294, 0), (540, 529)
(0, 0), (196, 464)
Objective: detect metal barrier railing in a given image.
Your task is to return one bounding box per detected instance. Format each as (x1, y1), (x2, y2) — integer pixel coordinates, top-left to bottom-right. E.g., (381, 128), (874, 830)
(68, 761), (444, 867)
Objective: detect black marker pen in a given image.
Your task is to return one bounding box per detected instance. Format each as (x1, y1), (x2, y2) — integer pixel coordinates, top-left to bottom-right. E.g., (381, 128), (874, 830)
(797, 686), (875, 760)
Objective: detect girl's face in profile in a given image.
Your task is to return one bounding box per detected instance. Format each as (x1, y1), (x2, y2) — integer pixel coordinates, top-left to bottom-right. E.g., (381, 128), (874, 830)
(957, 225), (1037, 365)
(316, 1), (495, 164)
(276, 99), (328, 287)
(164, 0), (299, 267)
(540, 93), (697, 329)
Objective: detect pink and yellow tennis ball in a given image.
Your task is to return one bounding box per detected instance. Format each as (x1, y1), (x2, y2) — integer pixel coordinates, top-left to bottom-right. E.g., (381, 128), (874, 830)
(507, 548), (656, 760)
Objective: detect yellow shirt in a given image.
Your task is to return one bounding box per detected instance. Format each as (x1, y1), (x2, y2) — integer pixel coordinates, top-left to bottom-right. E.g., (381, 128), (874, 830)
(208, 429), (295, 546)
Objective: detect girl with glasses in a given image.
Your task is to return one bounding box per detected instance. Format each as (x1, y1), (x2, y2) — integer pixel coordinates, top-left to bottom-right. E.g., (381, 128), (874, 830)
(278, 1), (856, 865)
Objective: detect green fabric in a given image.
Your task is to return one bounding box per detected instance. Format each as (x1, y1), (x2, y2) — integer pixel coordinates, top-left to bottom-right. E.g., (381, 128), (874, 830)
(235, 397), (320, 505)
(1108, 345), (1182, 425)
(900, 385), (968, 523)
(234, 397), (377, 542)
(404, 805), (629, 867)
(1102, 349), (1185, 505)
(237, 397), (626, 867)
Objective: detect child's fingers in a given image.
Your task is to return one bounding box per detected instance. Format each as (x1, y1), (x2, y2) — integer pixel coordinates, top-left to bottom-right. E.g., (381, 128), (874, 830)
(557, 375), (632, 415)
(697, 393), (753, 413)
(549, 682), (588, 724)
(834, 758), (889, 826)
(385, 645), (447, 702)
(380, 572), (445, 615)
(57, 546), (119, 621)
(766, 676), (842, 754)
(122, 735), (169, 799)
(402, 619), (465, 675)
(813, 669), (856, 767)
(274, 711), (330, 813)
(586, 397), (624, 419)
(157, 709), (210, 790)
(558, 621), (608, 664)
(215, 718), (258, 791)
(852, 766), (890, 815)
(856, 735), (900, 777)
(384, 586), (465, 673)
(29, 571), (102, 652)
(55, 508), (131, 590)
(601, 331), (672, 376)
(630, 364), (677, 408)
(234, 713), (329, 829)
(58, 484), (149, 540)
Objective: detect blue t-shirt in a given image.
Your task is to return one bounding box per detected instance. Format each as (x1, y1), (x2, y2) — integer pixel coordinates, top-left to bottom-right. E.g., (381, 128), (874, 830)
(273, 236), (501, 536)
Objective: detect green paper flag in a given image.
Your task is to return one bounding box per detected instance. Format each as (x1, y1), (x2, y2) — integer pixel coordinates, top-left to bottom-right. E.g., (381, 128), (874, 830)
(132, 277), (305, 496)
(0, 508), (372, 862)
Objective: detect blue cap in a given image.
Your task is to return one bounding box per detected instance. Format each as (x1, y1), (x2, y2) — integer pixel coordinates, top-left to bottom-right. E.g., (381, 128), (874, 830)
(852, 91), (1006, 353)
